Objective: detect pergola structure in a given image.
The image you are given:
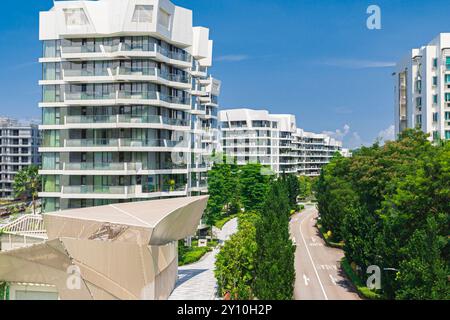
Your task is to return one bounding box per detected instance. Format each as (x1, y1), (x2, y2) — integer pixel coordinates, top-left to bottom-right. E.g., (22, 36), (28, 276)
(0, 196), (208, 300)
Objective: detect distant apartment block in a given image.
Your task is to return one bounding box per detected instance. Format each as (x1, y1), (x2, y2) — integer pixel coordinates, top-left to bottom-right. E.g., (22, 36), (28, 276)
(219, 109), (346, 177)
(394, 33), (450, 141)
(38, 0), (220, 212)
(0, 118), (40, 200)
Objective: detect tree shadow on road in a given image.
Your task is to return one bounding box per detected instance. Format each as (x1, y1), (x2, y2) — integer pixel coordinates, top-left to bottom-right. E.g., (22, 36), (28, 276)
(174, 269), (209, 288)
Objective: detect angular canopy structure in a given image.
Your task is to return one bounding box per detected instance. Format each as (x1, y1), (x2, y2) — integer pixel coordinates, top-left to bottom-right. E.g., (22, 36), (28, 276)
(0, 196), (208, 300)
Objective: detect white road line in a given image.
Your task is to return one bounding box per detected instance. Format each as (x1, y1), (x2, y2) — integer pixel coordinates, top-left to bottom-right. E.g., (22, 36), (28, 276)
(303, 274), (310, 286)
(329, 274), (337, 286)
(299, 210), (329, 300)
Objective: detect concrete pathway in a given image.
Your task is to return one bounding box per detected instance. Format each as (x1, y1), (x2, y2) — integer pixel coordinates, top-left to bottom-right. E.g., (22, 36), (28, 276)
(168, 218), (238, 300)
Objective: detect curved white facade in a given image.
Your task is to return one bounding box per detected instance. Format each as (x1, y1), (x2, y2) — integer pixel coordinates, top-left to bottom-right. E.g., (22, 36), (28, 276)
(394, 33), (450, 141)
(38, 0), (220, 211)
(219, 109), (345, 177)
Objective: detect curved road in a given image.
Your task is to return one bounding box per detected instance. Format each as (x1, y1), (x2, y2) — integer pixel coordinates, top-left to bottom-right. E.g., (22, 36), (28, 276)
(290, 206), (360, 300)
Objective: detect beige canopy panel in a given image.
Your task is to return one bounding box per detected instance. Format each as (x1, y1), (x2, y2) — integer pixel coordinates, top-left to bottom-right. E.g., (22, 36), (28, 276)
(0, 196), (208, 300)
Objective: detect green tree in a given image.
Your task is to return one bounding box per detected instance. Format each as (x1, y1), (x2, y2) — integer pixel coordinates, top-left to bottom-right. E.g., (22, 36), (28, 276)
(13, 165), (40, 215)
(254, 180), (295, 300)
(239, 163), (271, 213)
(298, 175), (312, 200)
(281, 174), (300, 210)
(315, 129), (450, 299)
(205, 158), (237, 226)
(215, 214), (259, 300)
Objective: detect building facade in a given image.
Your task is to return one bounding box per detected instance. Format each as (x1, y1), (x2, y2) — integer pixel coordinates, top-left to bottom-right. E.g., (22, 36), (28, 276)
(219, 109), (345, 177)
(38, 0), (220, 212)
(394, 33), (450, 141)
(0, 118), (40, 200)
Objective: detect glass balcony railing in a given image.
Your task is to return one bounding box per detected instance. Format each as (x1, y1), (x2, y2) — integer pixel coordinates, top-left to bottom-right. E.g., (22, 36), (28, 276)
(61, 44), (101, 54)
(65, 139), (119, 148)
(76, 114), (189, 127)
(65, 115), (117, 124)
(63, 185), (135, 195)
(115, 67), (191, 84)
(120, 139), (188, 148)
(65, 92), (116, 101)
(61, 39), (191, 63)
(159, 93), (190, 105)
(63, 162), (188, 171)
(117, 91), (158, 100)
(142, 184), (187, 193)
(64, 69), (109, 77)
(117, 66), (157, 77)
(64, 162), (127, 171)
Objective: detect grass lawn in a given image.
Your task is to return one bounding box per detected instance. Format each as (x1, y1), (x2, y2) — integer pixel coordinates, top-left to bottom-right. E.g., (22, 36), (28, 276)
(178, 239), (219, 266)
(341, 258), (383, 300)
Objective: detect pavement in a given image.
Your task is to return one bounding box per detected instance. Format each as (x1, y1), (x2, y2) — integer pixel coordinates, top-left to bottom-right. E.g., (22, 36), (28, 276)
(290, 206), (361, 300)
(168, 218), (238, 300)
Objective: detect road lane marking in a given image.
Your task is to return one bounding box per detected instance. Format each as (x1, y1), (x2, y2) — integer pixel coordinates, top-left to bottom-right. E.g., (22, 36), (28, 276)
(299, 211), (329, 300)
(303, 274), (310, 286)
(329, 275), (338, 286)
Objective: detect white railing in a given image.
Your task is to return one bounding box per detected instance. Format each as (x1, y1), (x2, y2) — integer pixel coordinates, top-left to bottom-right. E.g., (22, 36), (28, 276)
(1, 214), (47, 239)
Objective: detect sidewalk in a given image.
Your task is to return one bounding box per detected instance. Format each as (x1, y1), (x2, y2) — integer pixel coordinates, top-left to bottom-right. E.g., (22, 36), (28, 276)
(168, 218), (238, 300)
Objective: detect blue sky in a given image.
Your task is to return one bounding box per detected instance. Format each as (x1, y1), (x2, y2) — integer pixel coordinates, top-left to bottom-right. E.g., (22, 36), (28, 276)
(1, 0), (450, 148)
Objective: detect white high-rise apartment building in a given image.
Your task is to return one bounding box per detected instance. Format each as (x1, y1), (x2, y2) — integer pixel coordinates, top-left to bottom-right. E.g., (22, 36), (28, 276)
(0, 118), (40, 200)
(219, 109), (345, 177)
(394, 33), (450, 141)
(38, 0), (220, 212)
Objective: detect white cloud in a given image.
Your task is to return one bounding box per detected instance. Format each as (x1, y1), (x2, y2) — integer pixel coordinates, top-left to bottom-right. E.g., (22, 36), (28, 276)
(323, 124), (369, 150)
(317, 58), (395, 69)
(323, 124), (351, 141)
(377, 125), (395, 144)
(215, 54), (250, 62)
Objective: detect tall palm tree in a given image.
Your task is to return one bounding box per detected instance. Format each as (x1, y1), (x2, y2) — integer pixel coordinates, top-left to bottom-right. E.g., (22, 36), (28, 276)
(13, 165), (41, 215)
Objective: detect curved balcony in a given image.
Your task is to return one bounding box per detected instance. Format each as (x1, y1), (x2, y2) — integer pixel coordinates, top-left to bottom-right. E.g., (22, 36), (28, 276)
(61, 91), (191, 109)
(60, 42), (192, 68)
(55, 114), (190, 130)
(40, 162), (189, 176)
(59, 184), (188, 199)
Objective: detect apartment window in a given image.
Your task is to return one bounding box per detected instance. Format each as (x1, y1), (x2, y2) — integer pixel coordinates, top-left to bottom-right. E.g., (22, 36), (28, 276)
(416, 115), (422, 126)
(433, 94), (438, 104)
(64, 8), (89, 27)
(132, 5), (153, 23)
(415, 80), (422, 93)
(432, 76), (438, 86)
(433, 131), (440, 141)
(433, 112), (439, 122)
(433, 58), (438, 68)
(446, 93), (450, 102)
(446, 131), (450, 140)
(158, 8), (171, 29)
(445, 112), (450, 121)
(416, 97), (422, 107)
(446, 57), (450, 70)
(446, 75), (450, 84)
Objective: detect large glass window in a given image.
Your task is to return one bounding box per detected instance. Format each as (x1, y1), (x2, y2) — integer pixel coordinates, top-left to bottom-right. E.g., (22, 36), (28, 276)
(42, 85), (62, 102)
(43, 40), (60, 58)
(43, 63), (61, 80)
